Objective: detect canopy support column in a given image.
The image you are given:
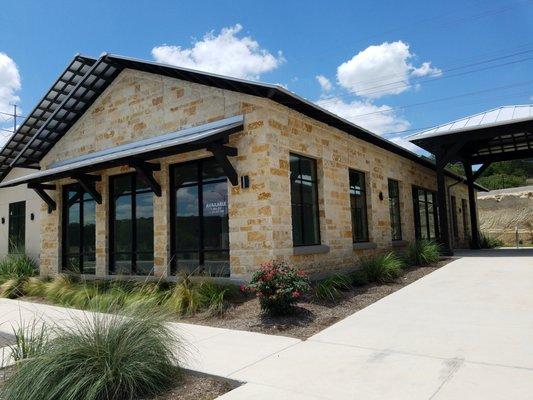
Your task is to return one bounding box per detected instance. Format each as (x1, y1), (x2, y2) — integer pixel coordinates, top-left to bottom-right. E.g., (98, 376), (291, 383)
(28, 183), (56, 214)
(463, 162), (482, 249)
(435, 153), (453, 256)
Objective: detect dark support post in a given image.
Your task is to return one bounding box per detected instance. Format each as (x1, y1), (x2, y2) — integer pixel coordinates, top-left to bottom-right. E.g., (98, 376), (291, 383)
(28, 183), (56, 213)
(435, 153), (453, 256)
(463, 162), (481, 249)
(207, 142), (239, 186)
(130, 161), (162, 197)
(73, 174), (102, 204)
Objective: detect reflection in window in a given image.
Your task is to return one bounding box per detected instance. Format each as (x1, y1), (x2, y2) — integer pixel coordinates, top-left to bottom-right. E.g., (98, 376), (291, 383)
(412, 187), (439, 240)
(350, 170), (369, 242)
(388, 179), (402, 241)
(171, 159), (229, 276)
(62, 186), (95, 274)
(290, 154), (320, 246)
(8, 201), (25, 253)
(110, 173), (154, 275)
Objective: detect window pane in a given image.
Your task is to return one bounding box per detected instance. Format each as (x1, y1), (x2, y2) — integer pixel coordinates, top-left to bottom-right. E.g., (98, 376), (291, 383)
(136, 192), (154, 254)
(114, 253), (132, 275)
(175, 252), (200, 274)
(113, 174), (133, 196)
(83, 253), (96, 275)
(176, 186), (200, 250)
(114, 195), (132, 254)
(388, 180), (402, 241)
(204, 251), (230, 277)
(67, 202), (80, 254)
(175, 163), (198, 187)
(136, 252), (154, 276)
(290, 154), (320, 246)
(8, 201), (25, 252)
(350, 171), (368, 242)
(202, 159), (226, 183)
(203, 181), (229, 249)
(64, 255), (81, 274)
(83, 200), (96, 254)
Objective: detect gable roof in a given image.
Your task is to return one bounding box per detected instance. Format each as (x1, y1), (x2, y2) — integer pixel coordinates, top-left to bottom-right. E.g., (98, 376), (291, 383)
(0, 53), (485, 190)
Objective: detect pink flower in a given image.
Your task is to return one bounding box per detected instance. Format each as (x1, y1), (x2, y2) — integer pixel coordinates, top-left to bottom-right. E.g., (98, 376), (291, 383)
(292, 291), (301, 298)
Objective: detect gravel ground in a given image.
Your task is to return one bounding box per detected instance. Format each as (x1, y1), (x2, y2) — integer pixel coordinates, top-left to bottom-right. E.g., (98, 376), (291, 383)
(153, 373), (236, 400)
(183, 259), (453, 339)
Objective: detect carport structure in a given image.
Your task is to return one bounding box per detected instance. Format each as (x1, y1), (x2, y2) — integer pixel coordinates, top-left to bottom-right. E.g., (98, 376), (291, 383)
(410, 105), (533, 254)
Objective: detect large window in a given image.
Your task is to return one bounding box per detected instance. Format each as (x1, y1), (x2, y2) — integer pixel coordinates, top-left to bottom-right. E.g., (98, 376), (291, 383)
(290, 154), (320, 246)
(451, 195), (459, 241)
(412, 186), (439, 240)
(388, 179), (402, 241)
(110, 173), (154, 275)
(350, 170), (369, 243)
(62, 186), (95, 274)
(8, 201), (25, 253)
(170, 159), (229, 276)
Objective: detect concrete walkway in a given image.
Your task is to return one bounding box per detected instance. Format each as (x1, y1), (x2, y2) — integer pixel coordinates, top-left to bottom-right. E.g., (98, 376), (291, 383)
(1, 249), (532, 399)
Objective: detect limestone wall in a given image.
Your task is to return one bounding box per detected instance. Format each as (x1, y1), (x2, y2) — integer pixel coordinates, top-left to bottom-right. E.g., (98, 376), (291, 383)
(38, 69), (473, 279)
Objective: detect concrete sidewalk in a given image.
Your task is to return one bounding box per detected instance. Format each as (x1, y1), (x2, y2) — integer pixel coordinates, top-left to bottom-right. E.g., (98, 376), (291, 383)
(221, 249), (533, 399)
(1, 249), (532, 399)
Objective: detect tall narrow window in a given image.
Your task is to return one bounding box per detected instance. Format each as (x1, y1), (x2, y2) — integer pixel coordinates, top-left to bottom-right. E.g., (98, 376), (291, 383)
(462, 198), (469, 239)
(388, 179), (402, 241)
(110, 173), (154, 275)
(170, 158), (229, 276)
(8, 201), (25, 253)
(350, 170), (369, 242)
(412, 187), (439, 240)
(62, 186), (95, 274)
(290, 154), (320, 246)
(451, 195), (459, 240)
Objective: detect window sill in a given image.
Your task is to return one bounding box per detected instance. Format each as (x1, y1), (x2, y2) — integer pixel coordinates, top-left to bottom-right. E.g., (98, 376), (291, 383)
(353, 242), (377, 250)
(293, 244), (330, 256)
(391, 240), (409, 248)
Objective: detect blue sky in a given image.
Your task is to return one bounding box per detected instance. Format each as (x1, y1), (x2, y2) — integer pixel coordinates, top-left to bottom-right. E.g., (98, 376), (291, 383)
(0, 0), (532, 151)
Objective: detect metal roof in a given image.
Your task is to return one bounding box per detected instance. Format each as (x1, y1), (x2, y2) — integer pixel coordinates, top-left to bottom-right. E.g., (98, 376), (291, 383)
(0, 115), (243, 188)
(1, 52), (484, 189)
(0, 55), (96, 181)
(409, 105), (533, 141)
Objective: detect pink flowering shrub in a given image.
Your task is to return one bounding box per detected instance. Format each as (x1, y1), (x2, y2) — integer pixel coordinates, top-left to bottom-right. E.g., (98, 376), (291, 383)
(245, 261), (310, 315)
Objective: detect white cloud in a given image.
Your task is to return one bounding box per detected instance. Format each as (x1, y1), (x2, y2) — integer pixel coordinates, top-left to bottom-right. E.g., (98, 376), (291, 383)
(0, 52), (20, 116)
(316, 75), (332, 92)
(337, 41), (440, 99)
(316, 97), (410, 135)
(390, 136), (425, 153)
(152, 24), (284, 80)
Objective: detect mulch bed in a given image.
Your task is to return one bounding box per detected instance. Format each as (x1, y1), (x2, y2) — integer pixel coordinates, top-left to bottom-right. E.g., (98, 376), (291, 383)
(183, 259), (453, 339)
(153, 373), (236, 400)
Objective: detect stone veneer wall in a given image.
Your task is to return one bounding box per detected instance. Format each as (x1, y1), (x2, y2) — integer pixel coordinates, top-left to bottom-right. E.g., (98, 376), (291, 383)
(38, 69), (472, 279)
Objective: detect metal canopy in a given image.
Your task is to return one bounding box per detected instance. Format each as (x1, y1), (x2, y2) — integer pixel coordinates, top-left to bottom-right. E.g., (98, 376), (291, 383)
(0, 115), (243, 189)
(408, 105), (533, 254)
(0, 55), (96, 181)
(2, 53), (480, 189)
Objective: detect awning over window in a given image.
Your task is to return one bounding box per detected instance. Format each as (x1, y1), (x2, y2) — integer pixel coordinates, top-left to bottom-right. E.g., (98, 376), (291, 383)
(0, 115), (243, 189)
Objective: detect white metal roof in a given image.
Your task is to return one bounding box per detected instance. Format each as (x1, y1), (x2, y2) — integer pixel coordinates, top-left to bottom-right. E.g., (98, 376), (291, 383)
(409, 105), (533, 141)
(0, 115), (243, 188)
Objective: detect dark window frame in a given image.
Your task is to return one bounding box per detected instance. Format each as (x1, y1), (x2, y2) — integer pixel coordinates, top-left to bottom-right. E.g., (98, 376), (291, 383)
(388, 179), (402, 241)
(169, 158), (230, 276)
(8, 201), (25, 253)
(461, 198), (469, 239)
(412, 185), (440, 241)
(109, 172), (154, 275)
(451, 195), (459, 240)
(61, 184), (96, 274)
(350, 169), (369, 243)
(289, 153), (321, 247)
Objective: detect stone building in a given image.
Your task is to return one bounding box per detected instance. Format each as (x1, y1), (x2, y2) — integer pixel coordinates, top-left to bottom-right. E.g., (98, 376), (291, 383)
(0, 54), (481, 280)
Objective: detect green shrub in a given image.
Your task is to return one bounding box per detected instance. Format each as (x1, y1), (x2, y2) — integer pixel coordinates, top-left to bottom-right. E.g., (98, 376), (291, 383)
(166, 275), (202, 316)
(1, 309), (182, 400)
(405, 240), (440, 266)
(0, 253), (38, 284)
(361, 252), (405, 283)
(314, 273), (351, 302)
(22, 277), (49, 297)
(9, 320), (49, 362)
(477, 233), (504, 249)
(246, 261), (310, 316)
(350, 270), (369, 286)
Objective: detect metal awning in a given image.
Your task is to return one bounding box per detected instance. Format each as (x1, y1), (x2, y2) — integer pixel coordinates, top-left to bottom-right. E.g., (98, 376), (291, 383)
(0, 55), (96, 181)
(0, 115), (243, 190)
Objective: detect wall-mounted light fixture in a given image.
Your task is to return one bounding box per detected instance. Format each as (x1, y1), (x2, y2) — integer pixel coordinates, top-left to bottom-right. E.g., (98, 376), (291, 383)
(1, 217), (4, 225)
(379, 191), (384, 201)
(30, 213), (35, 221)
(240, 175), (250, 189)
